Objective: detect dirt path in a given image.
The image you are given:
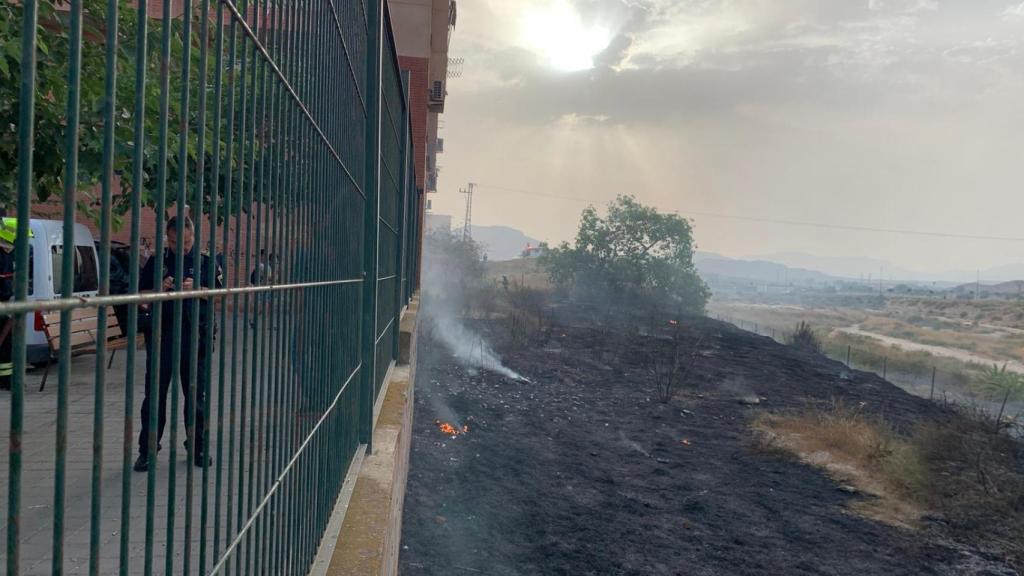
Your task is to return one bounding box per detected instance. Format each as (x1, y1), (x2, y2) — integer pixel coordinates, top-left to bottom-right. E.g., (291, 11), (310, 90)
(836, 326), (1024, 374)
(932, 316), (1024, 336)
(399, 313), (1019, 575)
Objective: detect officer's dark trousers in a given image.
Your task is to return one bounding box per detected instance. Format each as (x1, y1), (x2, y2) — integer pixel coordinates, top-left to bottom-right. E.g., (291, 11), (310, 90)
(0, 315), (11, 390)
(138, 326), (209, 457)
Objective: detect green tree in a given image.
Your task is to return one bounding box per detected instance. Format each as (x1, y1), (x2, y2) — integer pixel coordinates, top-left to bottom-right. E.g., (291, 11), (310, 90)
(0, 0), (262, 225)
(540, 195), (709, 313)
(977, 363), (1024, 399)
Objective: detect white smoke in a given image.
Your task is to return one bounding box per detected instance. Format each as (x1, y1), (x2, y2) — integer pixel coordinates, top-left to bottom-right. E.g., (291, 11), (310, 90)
(431, 313), (525, 381)
(421, 231), (526, 382)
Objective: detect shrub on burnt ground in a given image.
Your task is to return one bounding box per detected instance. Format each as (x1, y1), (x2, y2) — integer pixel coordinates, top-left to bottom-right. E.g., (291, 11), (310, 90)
(467, 280), (502, 320)
(788, 321), (822, 354)
(755, 402), (1024, 568)
(504, 283), (549, 348)
(909, 409), (1024, 567)
(650, 328), (704, 404)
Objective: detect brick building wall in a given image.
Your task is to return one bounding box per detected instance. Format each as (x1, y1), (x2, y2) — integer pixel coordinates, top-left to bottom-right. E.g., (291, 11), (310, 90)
(399, 55), (429, 191)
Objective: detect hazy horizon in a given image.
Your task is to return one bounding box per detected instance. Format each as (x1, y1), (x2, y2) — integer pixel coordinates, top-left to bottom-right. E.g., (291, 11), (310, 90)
(431, 0), (1024, 275)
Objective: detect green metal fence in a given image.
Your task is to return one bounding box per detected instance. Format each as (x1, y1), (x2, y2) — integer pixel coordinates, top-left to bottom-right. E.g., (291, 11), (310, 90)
(0, 0), (418, 572)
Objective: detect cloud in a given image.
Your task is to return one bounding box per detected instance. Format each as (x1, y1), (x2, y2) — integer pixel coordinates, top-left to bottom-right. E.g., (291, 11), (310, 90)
(437, 0), (1024, 273)
(868, 0), (939, 13)
(1003, 1), (1024, 18)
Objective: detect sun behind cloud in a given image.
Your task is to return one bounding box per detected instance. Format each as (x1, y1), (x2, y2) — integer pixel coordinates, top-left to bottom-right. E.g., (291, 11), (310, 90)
(520, 0), (612, 72)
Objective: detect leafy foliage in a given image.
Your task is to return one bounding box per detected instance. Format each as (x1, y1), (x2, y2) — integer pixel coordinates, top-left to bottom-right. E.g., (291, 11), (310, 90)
(0, 0), (261, 226)
(976, 364), (1024, 400)
(539, 195), (709, 313)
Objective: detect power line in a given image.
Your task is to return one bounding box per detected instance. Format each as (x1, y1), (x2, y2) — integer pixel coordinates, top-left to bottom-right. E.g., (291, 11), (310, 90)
(471, 183), (1024, 243)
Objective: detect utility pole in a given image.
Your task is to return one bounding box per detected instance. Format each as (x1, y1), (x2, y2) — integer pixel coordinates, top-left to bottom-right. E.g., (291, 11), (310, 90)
(459, 182), (474, 241)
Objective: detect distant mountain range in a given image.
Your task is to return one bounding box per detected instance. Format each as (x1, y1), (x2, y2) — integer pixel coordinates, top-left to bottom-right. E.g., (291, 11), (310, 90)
(694, 253), (839, 284)
(952, 280), (1024, 296)
(471, 223), (1024, 286)
(752, 252), (1024, 285)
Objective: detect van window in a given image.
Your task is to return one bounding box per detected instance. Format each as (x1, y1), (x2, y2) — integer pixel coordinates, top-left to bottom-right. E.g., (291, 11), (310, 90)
(77, 246), (98, 292)
(51, 245), (99, 294)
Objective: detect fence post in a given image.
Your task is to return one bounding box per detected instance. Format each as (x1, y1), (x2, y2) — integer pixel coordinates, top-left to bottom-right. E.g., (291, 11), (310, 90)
(929, 366), (936, 400)
(359, 0), (384, 451)
(8, 1), (39, 569)
(882, 357), (887, 381)
(392, 69), (411, 358)
(846, 345), (851, 367)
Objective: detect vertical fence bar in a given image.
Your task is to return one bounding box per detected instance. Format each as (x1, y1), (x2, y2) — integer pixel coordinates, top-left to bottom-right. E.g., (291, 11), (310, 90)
(223, 0), (242, 565)
(164, 0), (196, 569)
(196, 0), (218, 569)
(90, 0), (118, 571)
(144, 0), (176, 570)
(392, 70), (410, 357)
(120, 0), (149, 570)
(216, 0), (240, 561)
(52, 0), (85, 569)
(360, 0), (383, 451)
(7, 0), (39, 571)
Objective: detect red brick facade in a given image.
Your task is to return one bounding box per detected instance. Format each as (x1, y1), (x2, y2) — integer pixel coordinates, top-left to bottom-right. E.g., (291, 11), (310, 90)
(399, 55), (429, 191)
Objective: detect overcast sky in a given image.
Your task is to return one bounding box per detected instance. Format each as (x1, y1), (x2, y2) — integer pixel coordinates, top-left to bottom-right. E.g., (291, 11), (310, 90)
(432, 0), (1024, 276)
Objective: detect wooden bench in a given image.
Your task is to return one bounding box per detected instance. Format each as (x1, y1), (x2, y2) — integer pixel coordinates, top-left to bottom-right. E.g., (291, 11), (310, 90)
(39, 307), (144, 391)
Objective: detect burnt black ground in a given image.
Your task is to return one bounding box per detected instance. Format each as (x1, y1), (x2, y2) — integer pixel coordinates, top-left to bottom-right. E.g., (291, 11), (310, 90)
(398, 310), (1019, 576)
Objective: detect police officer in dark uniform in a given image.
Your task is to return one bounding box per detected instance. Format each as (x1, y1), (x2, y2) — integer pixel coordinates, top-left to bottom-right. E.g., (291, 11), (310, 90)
(135, 216), (222, 471)
(0, 218), (17, 391)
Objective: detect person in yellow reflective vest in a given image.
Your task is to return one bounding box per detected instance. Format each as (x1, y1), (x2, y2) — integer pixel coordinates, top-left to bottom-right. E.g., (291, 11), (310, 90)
(0, 218), (30, 391)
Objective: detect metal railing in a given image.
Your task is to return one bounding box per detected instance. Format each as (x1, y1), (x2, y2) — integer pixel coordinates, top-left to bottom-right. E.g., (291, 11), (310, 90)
(0, 0), (419, 572)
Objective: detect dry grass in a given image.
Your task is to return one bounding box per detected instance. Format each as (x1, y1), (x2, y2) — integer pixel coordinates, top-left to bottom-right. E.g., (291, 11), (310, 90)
(753, 401), (927, 528)
(859, 316), (1024, 364)
(754, 402), (1024, 568)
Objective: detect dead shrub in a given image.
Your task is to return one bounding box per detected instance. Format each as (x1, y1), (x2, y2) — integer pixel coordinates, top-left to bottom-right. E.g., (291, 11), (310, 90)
(650, 328), (704, 404)
(787, 321), (822, 354)
(505, 283), (548, 347)
(467, 281), (501, 320)
(908, 410), (1024, 566)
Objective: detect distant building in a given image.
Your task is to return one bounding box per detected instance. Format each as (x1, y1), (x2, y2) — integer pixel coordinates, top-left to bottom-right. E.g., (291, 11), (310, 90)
(388, 0), (455, 195)
(521, 243), (546, 259)
(425, 213), (453, 234)
(388, 0), (456, 281)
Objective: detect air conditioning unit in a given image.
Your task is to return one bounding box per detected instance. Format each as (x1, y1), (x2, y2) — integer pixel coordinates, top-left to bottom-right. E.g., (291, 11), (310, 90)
(436, 138), (444, 153)
(429, 80), (444, 103)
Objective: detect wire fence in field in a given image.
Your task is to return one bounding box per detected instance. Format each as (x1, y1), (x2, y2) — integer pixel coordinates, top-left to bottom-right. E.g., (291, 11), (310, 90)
(715, 315), (1024, 424)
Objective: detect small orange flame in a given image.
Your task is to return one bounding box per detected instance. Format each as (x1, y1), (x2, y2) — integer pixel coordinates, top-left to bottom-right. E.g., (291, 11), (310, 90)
(436, 421), (469, 436)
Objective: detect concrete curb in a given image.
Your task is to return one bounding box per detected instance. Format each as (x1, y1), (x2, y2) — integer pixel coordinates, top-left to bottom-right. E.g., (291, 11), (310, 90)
(316, 298), (419, 576)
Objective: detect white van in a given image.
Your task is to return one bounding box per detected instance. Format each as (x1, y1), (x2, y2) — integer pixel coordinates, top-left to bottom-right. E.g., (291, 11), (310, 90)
(24, 220), (99, 365)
